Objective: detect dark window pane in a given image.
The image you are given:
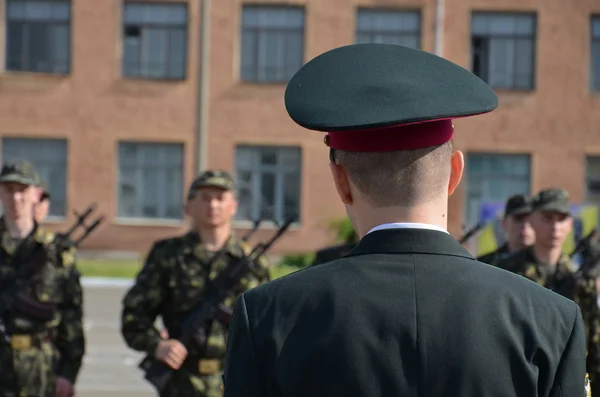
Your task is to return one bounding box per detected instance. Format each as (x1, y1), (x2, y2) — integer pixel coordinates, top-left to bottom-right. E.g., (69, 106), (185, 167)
(240, 5), (305, 83)
(235, 146), (302, 224)
(117, 142), (184, 220)
(122, 2), (188, 80)
(470, 12), (536, 90)
(355, 9), (421, 49)
(6, 0), (71, 74)
(464, 153), (531, 226)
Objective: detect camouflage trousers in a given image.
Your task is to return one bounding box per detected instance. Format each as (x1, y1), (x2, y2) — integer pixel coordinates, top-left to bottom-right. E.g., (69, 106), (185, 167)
(1, 340), (56, 397)
(159, 371), (222, 397)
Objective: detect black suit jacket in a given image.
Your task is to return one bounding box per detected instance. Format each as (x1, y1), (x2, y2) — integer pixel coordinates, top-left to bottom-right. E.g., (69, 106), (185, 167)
(223, 228), (587, 397)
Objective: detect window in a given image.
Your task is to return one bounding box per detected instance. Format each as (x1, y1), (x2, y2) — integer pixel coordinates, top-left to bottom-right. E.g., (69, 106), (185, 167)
(355, 8), (421, 48)
(240, 5), (305, 83)
(586, 156), (600, 205)
(591, 17), (600, 91)
(235, 146), (301, 224)
(122, 2), (188, 80)
(471, 12), (536, 90)
(465, 153), (531, 225)
(1, 138), (68, 217)
(117, 142), (184, 220)
(6, 0), (72, 74)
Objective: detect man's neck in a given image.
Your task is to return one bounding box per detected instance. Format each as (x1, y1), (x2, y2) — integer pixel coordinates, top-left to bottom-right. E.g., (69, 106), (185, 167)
(532, 244), (563, 266)
(197, 225), (232, 251)
(353, 202), (448, 238)
(5, 217), (35, 239)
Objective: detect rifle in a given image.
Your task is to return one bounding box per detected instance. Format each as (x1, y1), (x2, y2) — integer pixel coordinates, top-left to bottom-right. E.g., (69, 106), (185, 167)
(459, 222), (486, 244)
(53, 203), (105, 252)
(138, 217), (295, 392)
(241, 219), (262, 242)
(0, 203), (104, 391)
(553, 229), (600, 299)
(570, 228), (598, 259)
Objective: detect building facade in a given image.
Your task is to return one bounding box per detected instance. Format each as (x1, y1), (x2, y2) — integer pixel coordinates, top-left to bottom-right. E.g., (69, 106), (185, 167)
(0, 0), (599, 255)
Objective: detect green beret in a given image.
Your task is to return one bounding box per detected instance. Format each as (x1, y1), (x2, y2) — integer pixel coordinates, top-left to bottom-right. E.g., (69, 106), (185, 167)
(284, 43), (498, 152)
(504, 194), (532, 217)
(0, 161), (41, 186)
(532, 188), (570, 215)
(188, 170), (234, 199)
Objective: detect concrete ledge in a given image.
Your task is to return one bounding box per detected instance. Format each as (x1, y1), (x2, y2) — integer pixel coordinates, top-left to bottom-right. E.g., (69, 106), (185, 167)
(81, 277), (134, 288)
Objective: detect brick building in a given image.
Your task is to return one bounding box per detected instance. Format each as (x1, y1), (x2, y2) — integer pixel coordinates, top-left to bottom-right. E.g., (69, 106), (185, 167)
(0, 0), (599, 256)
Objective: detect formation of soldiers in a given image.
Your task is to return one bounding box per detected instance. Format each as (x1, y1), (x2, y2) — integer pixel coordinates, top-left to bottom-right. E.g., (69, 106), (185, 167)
(0, 161), (84, 397)
(0, 162), (275, 397)
(475, 188), (600, 387)
(2, 155), (600, 396)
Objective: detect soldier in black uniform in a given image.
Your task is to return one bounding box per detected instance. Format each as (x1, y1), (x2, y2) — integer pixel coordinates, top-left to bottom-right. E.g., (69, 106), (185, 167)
(222, 44), (588, 397)
(477, 194), (534, 266)
(310, 229), (357, 267)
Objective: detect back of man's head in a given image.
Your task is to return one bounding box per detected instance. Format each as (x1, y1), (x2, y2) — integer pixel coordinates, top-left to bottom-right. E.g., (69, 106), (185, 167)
(335, 141), (453, 208)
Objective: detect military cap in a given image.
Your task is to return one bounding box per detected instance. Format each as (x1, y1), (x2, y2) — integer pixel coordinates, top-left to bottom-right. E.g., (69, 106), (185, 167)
(531, 188), (570, 215)
(187, 170), (234, 199)
(504, 194), (532, 217)
(0, 161), (41, 186)
(284, 43), (498, 152)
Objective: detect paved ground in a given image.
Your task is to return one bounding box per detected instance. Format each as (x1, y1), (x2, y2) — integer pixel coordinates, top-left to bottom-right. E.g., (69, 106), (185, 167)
(77, 283), (155, 397)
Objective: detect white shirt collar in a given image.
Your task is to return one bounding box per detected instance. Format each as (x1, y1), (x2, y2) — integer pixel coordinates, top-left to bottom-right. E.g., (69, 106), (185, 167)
(366, 222), (449, 235)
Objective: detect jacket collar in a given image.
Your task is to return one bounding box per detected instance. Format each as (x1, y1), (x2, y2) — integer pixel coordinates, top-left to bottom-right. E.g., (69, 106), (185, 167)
(347, 228), (475, 260)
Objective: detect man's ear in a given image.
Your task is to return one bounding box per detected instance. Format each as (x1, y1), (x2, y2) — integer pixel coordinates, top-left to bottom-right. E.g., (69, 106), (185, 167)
(565, 216), (574, 233)
(448, 150), (464, 196)
(329, 163), (353, 205)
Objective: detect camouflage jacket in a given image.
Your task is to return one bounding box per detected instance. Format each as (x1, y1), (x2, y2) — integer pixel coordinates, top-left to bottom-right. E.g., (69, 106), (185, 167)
(497, 246), (600, 385)
(0, 221), (85, 392)
(120, 232), (270, 363)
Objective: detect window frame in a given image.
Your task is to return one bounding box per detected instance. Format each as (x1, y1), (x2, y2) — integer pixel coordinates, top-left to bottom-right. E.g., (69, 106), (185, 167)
(470, 11), (537, 91)
(0, 137), (69, 220)
(239, 4), (306, 84)
(121, 1), (189, 81)
(354, 7), (422, 49)
(234, 145), (302, 226)
(585, 155), (600, 202)
(590, 15), (600, 92)
(5, 0), (73, 75)
(115, 141), (185, 223)
(464, 152), (532, 226)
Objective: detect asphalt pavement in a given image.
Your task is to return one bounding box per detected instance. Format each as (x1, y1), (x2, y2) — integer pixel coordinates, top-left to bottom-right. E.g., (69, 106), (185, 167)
(77, 282), (155, 397)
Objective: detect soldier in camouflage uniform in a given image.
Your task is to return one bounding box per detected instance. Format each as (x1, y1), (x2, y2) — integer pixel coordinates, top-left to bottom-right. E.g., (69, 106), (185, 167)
(477, 194), (535, 266)
(497, 188), (600, 391)
(0, 161), (85, 397)
(120, 170), (271, 397)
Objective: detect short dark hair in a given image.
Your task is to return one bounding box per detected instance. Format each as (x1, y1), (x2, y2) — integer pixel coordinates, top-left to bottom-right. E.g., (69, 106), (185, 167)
(334, 141), (453, 207)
